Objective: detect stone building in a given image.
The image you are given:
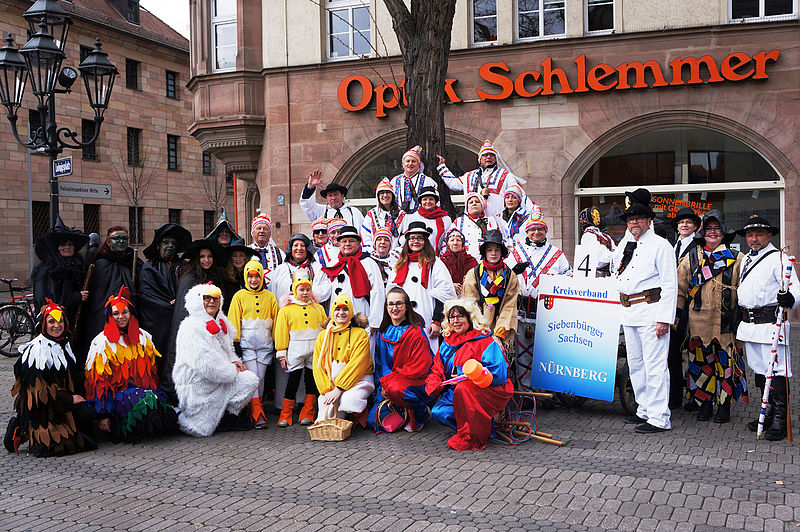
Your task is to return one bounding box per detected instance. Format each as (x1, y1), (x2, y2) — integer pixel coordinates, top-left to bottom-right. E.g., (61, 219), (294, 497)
(0, 0), (231, 281)
(188, 0), (798, 259)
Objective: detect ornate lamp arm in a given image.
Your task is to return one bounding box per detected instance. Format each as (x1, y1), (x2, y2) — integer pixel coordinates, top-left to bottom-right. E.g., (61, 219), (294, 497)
(5, 113), (41, 150)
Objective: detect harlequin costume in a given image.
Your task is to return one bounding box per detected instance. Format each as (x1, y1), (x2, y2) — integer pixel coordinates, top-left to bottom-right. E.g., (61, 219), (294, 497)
(368, 319), (433, 432)
(445, 192), (508, 261)
(425, 300), (513, 450)
(390, 145), (440, 213)
(361, 177), (405, 252)
(314, 218), (344, 268)
(499, 184), (531, 244)
(5, 300), (96, 457)
(438, 140), (532, 218)
(312, 295), (375, 422)
(274, 274), (327, 426)
(399, 186), (452, 253)
(84, 287), (178, 443)
(249, 214), (285, 287)
(173, 283), (260, 437)
(227, 259), (279, 426)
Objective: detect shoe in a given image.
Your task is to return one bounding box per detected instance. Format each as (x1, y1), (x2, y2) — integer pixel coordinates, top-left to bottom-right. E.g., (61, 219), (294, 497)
(635, 423), (668, 434)
(696, 401), (713, 421)
(764, 377), (788, 441)
(277, 399), (295, 427)
(216, 413), (253, 432)
(250, 397), (269, 429)
(624, 415), (646, 424)
(298, 394), (316, 426)
(683, 401), (700, 412)
(713, 401), (731, 423)
(4, 417), (21, 454)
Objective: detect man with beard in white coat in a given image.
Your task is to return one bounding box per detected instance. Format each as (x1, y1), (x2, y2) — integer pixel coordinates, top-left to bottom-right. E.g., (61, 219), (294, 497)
(613, 188), (677, 434)
(735, 216), (800, 441)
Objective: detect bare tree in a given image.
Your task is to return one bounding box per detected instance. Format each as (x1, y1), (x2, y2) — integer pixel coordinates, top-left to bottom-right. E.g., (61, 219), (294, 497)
(198, 156), (227, 220)
(112, 133), (159, 283)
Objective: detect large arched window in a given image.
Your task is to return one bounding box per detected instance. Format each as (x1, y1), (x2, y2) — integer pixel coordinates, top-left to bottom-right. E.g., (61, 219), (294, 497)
(345, 144), (478, 211)
(575, 126), (783, 250)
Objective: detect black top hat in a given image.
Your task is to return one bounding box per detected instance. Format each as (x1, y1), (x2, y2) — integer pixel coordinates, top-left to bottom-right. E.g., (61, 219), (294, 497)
(183, 239), (226, 265)
(405, 221), (433, 237)
(672, 207), (701, 229)
(620, 188), (655, 221)
(337, 226), (361, 241)
(735, 215), (779, 236)
(700, 209), (736, 245)
(320, 183), (348, 198)
(479, 229), (509, 258)
(143, 223), (192, 260)
(285, 234), (313, 258)
(225, 238), (258, 261)
(205, 208), (242, 245)
(626, 188), (652, 206)
(35, 215), (90, 261)
(418, 186), (438, 199)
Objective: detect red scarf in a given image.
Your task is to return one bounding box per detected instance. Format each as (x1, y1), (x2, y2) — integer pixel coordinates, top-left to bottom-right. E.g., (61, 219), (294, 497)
(418, 207), (448, 247)
(322, 253), (371, 298)
(482, 259), (505, 272)
(393, 252), (430, 288)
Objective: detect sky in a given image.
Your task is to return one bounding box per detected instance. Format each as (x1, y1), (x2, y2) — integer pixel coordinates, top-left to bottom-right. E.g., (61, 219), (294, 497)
(139, 0), (190, 39)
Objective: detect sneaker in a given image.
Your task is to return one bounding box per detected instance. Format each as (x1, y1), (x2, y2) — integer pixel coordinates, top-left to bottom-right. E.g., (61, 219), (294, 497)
(635, 422), (669, 434)
(623, 415), (647, 424)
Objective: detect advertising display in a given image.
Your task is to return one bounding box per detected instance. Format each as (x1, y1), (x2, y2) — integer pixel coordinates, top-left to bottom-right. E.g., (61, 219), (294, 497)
(531, 275), (621, 401)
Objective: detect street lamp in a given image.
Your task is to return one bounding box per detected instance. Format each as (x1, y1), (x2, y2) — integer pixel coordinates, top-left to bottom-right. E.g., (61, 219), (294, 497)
(0, 0), (117, 230)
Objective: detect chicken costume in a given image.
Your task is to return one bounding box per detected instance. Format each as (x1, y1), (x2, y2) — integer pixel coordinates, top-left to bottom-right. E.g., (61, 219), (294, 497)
(274, 274), (327, 426)
(84, 288), (177, 443)
(173, 283), (260, 437)
(312, 295), (375, 421)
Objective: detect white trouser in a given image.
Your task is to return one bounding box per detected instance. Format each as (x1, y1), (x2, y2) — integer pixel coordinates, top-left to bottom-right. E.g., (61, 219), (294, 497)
(745, 342), (792, 377)
(315, 360), (375, 421)
(623, 324), (671, 430)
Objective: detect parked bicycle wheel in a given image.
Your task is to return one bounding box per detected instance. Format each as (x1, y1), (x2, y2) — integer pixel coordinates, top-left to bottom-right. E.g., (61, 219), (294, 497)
(0, 305), (35, 357)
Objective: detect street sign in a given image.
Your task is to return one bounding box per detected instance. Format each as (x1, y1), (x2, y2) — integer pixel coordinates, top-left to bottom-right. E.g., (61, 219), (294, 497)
(53, 156), (73, 177)
(58, 181), (112, 200)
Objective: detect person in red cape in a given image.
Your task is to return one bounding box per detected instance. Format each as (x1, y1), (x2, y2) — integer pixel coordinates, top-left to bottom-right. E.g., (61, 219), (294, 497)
(440, 229), (479, 295)
(368, 287), (434, 433)
(425, 299), (513, 450)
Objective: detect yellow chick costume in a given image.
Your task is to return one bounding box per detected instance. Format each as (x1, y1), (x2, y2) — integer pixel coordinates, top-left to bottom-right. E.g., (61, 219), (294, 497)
(274, 277), (328, 372)
(312, 294), (375, 420)
(227, 259), (279, 364)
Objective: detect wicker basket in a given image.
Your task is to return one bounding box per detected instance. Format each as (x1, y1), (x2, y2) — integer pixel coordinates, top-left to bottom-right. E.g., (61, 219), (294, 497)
(307, 404), (353, 441)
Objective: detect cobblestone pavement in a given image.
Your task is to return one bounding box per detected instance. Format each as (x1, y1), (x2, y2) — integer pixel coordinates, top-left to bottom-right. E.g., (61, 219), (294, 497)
(2, 333), (800, 532)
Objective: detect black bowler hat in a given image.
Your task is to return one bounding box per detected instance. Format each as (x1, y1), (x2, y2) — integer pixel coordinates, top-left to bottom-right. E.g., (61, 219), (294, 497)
(672, 207), (701, 229)
(479, 229), (509, 258)
(620, 188), (655, 221)
(418, 186), (439, 200)
(320, 183), (348, 198)
(405, 221), (432, 237)
(735, 215), (779, 237)
(337, 226), (361, 242)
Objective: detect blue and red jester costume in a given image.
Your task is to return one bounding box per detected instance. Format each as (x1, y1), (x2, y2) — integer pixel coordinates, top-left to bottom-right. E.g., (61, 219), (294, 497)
(368, 318), (433, 433)
(426, 299), (513, 450)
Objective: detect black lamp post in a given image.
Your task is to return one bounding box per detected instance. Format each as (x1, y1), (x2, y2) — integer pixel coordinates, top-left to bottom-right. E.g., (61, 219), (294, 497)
(0, 0), (117, 230)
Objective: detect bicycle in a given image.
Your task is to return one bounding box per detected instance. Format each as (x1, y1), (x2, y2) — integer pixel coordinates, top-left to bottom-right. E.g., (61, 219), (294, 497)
(0, 278), (38, 357)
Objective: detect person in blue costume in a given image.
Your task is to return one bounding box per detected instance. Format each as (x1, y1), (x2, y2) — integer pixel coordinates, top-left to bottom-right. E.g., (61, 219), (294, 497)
(368, 287), (433, 433)
(425, 298), (513, 450)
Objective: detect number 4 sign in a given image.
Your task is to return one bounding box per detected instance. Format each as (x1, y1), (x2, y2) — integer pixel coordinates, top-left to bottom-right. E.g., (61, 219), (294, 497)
(573, 244), (598, 278)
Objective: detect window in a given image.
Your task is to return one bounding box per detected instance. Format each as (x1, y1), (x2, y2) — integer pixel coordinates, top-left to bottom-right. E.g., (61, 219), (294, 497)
(211, 0), (236, 71)
(32, 202), (49, 244)
(167, 135), (179, 171)
(79, 45), (92, 63)
(518, 0), (566, 39)
(204, 210), (216, 235)
(127, 127), (141, 166)
(128, 206), (144, 245)
(168, 208), (182, 225)
(730, 0), (795, 20)
(327, 0), (371, 59)
(126, 0), (141, 25)
(81, 119), (97, 160)
(473, 0), (497, 44)
(83, 204), (100, 236)
(125, 58), (140, 90)
(202, 151), (213, 175)
(587, 0), (614, 32)
(166, 70), (178, 99)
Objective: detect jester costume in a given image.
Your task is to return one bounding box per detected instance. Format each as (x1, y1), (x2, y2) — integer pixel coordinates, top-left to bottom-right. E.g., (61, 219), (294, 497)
(6, 300), (96, 457)
(426, 327), (513, 450)
(84, 288), (178, 443)
(368, 321), (434, 432)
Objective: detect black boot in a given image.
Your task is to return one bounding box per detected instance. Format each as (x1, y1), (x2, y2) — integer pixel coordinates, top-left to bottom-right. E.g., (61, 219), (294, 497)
(713, 400), (731, 423)
(764, 377), (788, 441)
(697, 401), (713, 421)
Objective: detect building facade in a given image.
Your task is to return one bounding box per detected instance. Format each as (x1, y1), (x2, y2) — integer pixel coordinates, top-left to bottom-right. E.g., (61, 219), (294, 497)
(0, 0), (231, 281)
(189, 0), (798, 260)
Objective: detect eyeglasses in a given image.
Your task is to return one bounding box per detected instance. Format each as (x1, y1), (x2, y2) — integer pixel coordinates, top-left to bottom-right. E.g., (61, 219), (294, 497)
(387, 302), (406, 308)
(313, 230), (327, 235)
(448, 313), (467, 320)
(407, 235), (426, 242)
(203, 296), (220, 302)
(626, 216), (648, 223)
(704, 226), (722, 233)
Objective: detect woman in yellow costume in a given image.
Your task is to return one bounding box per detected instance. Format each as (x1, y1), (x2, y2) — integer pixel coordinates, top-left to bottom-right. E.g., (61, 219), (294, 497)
(312, 294), (374, 426)
(227, 259), (279, 428)
(84, 287), (178, 442)
(273, 272), (327, 426)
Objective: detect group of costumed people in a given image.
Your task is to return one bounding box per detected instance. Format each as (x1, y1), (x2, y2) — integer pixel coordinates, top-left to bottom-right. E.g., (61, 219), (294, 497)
(6, 139), (798, 457)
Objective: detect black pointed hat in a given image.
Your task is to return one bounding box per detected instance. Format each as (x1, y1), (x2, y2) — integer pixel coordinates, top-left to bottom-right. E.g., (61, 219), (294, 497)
(35, 215), (90, 260)
(205, 208), (242, 246)
(143, 223), (192, 260)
